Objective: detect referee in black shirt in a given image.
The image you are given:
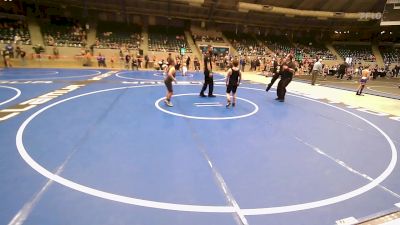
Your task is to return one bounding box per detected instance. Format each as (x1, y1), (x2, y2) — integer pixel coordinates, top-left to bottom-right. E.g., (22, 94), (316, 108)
(200, 45), (216, 97)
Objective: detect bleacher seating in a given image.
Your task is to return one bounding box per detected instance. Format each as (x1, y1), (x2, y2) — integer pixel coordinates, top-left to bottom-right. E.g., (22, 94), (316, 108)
(42, 17), (87, 47)
(192, 34), (224, 43)
(225, 32), (266, 56)
(334, 44), (376, 62)
(96, 22), (142, 50)
(191, 27), (225, 43)
(261, 35), (294, 57)
(290, 38), (336, 60)
(379, 46), (400, 64)
(148, 26), (191, 53)
(0, 19), (31, 45)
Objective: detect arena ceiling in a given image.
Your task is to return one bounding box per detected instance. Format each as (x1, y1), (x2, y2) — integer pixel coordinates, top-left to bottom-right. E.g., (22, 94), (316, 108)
(240, 0), (385, 12)
(32, 0), (388, 31)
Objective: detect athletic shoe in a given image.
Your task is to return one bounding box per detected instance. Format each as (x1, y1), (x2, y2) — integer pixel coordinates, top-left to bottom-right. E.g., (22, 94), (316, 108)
(232, 103), (236, 107)
(278, 99), (284, 102)
(166, 101), (173, 107)
(208, 94), (216, 97)
(226, 102), (231, 108)
(199, 93), (206, 97)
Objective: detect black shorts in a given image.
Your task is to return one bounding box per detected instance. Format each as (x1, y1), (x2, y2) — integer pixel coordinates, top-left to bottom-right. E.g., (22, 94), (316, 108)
(226, 85), (238, 94)
(164, 79), (173, 92)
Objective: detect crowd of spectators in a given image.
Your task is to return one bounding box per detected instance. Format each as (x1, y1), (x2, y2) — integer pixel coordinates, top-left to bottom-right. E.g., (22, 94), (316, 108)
(225, 32), (267, 56)
(95, 22), (142, 50)
(192, 34), (224, 43)
(42, 17), (87, 47)
(260, 35), (293, 57)
(334, 44), (376, 62)
(148, 26), (191, 53)
(0, 19), (31, 45)
(379, 46), (400, 64)
(293, 42), (337, 60)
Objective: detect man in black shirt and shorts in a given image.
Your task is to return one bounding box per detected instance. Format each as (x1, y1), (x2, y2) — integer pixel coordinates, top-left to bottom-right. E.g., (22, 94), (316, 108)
(276, 54), (296, 102)
(225, 59), (242, 108)
(266, 57), (280, 92)
(200, 45), (216, 97)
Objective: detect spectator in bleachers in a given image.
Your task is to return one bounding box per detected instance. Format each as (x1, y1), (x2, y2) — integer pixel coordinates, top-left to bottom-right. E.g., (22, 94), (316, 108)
(394, 65), (399, 77)
(32, 44), (45, 58)
(20, 47), (26, 66)
(1, 47), (12, 67)
(97, 53), (106, 67)
(14, 33), (21, 45)
(15, 46), (21, 58)
(132, 56), (139, 70)
(194, 56), (200, 71)
(125, 53), (131, 70)
(53, 46), (59, 59)
(175, 56), (181, 71)
(137, 54), (142, 68)
(144, 55), (149, 69)
(240, 57), (246, 72)
(5, 43), (13, 58)
(337, 63), (347, 79)
(186, 55), (191, 70)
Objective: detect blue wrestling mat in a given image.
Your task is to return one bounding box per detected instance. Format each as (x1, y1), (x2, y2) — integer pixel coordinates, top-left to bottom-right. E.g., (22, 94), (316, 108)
(0, 68), (399, 225)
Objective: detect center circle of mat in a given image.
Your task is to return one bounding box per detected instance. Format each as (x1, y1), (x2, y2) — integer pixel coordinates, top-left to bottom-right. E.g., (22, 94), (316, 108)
(155, 93), (259, 120)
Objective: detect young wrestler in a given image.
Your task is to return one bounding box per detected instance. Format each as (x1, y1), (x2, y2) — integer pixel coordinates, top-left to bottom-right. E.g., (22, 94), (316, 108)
(225, 59), (242, 108)
(164, 57), (177, 107)
(356, 65), (371, 96)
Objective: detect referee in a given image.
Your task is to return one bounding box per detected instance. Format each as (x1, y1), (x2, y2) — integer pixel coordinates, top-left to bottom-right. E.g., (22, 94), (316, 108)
(200, 45), (216, 97)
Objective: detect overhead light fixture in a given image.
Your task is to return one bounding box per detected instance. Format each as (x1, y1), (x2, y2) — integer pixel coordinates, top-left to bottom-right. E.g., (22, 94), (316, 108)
(333, 12), (345, 17)
(263, 5), (273, 11)
(176, 0), (204, 7)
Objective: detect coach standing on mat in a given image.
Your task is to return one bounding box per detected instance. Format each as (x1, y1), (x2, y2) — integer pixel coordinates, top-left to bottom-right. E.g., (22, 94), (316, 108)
(200, 45), (216, 97)
(266, 57), (280, 92)
(276, 54), (296, 102)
